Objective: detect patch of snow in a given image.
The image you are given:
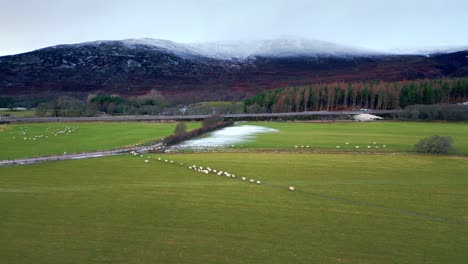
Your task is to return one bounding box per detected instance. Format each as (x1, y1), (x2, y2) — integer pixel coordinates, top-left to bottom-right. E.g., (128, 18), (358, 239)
(386, 45), (468, 55)
(188, 37), (381, 59)
(52, 37), (382, 60)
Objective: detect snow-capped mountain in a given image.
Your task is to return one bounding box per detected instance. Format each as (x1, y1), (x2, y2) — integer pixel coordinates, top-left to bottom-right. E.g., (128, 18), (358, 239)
(189, 38), (382, 59)
(50, 37), (382, 60)
(1, 37), (467, 103)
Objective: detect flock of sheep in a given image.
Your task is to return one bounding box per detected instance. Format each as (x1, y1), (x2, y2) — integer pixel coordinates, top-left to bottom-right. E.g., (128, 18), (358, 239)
(293, 142), (388, 150)
(336, 142), (387, 149)
(129, 150), (296, 192)
(11, 126), (79, 141)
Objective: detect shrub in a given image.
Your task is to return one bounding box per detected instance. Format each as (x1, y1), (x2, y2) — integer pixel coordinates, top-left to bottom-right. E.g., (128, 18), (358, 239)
(202, 113), (223, 128)
(174, 122), (187, 135)
(414, 135), (454, 155)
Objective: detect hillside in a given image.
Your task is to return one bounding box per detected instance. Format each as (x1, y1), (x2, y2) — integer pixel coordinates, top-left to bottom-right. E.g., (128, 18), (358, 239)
(1, 38), (467, 104)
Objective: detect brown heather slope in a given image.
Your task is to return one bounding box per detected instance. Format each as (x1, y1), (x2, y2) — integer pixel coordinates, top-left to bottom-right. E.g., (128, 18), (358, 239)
(0, 41), (467, 103)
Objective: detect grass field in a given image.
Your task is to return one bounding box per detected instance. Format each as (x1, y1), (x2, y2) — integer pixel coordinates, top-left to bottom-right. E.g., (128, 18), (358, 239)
(0, 122), (200, 160)
(0, 110), (36, 117)
(238, 121), (468, 155)
(1, 153), (467, 263)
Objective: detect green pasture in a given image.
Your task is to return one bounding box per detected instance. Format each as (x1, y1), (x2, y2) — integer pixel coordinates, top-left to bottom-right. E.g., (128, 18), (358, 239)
(238, 121), (468, 154)
(0, 109), (36, 117)
(0, 153), (467, 263)
(0, 122), (200, 160)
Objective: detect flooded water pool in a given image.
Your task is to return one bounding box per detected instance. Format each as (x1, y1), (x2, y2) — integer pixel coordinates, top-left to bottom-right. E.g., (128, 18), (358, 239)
(172, 125), (278, 150)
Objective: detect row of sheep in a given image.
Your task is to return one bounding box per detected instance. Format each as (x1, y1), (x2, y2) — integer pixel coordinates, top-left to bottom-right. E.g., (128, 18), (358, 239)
(293, 142), (388, 149)
(337, 142), (387, 149)
(129, 151), (296, 191)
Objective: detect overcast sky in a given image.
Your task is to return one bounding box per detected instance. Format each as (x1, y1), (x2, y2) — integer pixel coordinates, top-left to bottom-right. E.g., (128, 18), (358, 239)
(1, 0), (467, 55)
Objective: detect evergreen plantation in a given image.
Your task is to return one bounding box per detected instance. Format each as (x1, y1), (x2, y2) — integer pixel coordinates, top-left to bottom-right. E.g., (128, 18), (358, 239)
(243, 78), (468, 113)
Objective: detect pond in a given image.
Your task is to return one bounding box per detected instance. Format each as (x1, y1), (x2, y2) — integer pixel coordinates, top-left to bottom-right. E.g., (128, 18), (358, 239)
(172, 125), (278, 150)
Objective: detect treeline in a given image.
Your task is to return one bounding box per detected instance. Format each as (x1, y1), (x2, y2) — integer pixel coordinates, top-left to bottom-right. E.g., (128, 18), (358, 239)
(244, 78), (468, 113)
(36, 90), (168, 117)
(399, 104), (468, 121)
(0, 96), (48, 109)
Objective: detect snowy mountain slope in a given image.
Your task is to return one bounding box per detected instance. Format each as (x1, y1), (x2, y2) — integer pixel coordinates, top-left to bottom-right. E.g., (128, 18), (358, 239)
(49, 37), (381, 60)
(387, 45), (468, 56)
(1, 37), (467, 102)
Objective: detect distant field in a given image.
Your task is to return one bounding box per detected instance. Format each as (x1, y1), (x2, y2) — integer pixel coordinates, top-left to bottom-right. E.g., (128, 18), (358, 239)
(0, 153), (466, 263)
(238, 121), (468, 154)
(0, 110), (36, 117)
(0, 122), (200, 160)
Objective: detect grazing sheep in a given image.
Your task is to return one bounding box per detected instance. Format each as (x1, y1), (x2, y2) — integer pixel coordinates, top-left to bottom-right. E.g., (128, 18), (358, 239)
(242, 177), (246, 181)
(345, 142), (349, 145)
(256, 180), (261, 184)
(289, 186), (295, 191)
(355, 146), (359, 149)
(144, 160), (149, 163)
(368, 146), (371, 148)
(249, 179), (255, 183)
(170, 161), (174, 164)
(165, 159), (168, 162)
(383, 145), (386, 148)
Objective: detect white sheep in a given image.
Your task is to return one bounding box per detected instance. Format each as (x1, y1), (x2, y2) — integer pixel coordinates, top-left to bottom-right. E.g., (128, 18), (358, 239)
(289, 186), (295, 191)
(256, 180), (261, 184)
(242, 177), (246, 181)
(144, 160), (149, 163)
(249, 179), (255, 183)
